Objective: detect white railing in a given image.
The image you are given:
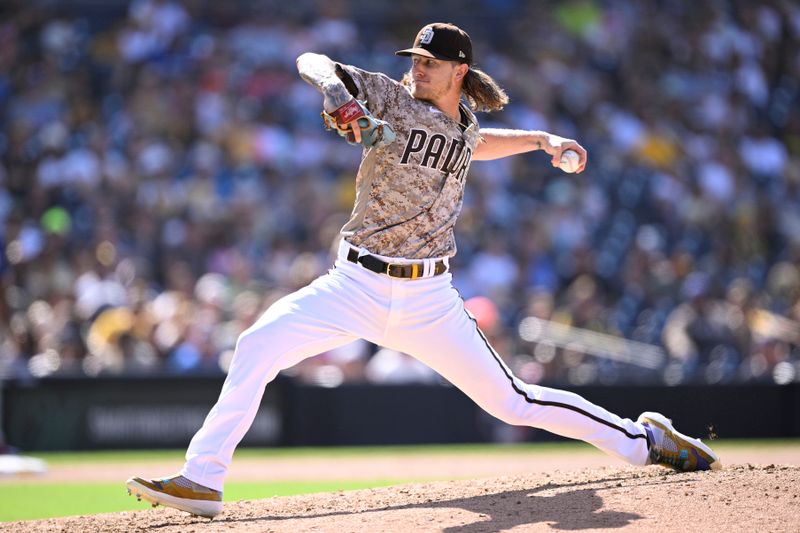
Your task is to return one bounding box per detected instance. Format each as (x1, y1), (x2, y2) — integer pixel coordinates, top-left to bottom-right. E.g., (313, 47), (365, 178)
(518, 317), (667, 369)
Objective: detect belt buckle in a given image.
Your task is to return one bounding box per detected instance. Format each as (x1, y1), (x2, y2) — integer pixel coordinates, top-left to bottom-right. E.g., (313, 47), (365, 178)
(387, 262), (421, 279)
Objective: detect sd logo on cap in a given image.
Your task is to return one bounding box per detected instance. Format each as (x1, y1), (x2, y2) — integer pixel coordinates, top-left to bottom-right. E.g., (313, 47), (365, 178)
(396, 22), (473, 65)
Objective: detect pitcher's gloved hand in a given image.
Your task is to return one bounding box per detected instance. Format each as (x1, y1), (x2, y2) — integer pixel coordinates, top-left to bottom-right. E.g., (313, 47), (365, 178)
(321, 99), (396, 148)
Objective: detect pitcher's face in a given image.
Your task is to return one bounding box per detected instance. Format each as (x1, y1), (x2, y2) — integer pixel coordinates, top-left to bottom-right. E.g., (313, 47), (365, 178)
(407, 55), (462, 103)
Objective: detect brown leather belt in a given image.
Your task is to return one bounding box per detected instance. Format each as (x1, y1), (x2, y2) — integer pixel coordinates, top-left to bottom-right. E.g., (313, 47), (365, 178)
(346, 248), (447, 280)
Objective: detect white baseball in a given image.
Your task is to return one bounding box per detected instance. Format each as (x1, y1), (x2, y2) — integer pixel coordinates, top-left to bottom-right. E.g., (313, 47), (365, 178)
(559, 149), (580, 173)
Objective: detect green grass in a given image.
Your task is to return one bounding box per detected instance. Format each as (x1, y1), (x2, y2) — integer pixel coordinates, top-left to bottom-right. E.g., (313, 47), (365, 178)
(0, 479), (410, 523)
(28, 441), (597, 464)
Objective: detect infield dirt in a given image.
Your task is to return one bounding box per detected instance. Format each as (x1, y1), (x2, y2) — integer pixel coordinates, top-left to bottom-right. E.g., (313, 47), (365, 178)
(7, 457), (800, 532)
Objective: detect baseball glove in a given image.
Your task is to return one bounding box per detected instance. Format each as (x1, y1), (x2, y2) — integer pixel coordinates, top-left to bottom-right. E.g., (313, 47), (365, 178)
(321, 99), (396, 149)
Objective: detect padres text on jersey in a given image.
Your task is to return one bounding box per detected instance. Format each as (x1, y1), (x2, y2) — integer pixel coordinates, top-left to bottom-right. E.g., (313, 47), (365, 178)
(399, 128), (473, 185)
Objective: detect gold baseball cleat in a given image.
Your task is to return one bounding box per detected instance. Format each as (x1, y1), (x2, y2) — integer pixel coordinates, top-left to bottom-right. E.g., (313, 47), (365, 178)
(126, 474), (222, 518)
(638, 412), (722, 472)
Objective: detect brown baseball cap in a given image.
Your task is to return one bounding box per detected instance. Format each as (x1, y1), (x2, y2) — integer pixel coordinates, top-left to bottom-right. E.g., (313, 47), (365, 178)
(395, 22), (473, 65)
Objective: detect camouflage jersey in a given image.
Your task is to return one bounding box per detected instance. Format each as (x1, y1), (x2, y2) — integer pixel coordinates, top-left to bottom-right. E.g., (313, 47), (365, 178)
(336, 64), (482, 260)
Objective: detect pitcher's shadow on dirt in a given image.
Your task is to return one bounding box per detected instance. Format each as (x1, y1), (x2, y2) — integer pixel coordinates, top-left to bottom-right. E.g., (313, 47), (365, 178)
(434, 485), (641, 532)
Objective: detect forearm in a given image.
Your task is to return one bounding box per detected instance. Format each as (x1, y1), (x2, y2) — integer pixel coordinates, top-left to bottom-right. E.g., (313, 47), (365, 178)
(473, 129), (553, 161)
(296, 52), (352, 112)
(473, 128), (587, 173)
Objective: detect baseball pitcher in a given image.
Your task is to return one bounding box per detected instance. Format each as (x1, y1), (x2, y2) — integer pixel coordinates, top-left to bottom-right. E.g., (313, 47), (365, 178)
(127, 22), (720, 518)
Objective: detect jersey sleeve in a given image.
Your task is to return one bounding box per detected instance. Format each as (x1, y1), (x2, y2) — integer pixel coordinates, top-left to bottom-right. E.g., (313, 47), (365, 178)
(335, 63), (398, 118)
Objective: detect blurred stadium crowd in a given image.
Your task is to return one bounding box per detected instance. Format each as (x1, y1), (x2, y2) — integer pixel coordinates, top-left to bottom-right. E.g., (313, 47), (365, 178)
(1, 0), (799, 387)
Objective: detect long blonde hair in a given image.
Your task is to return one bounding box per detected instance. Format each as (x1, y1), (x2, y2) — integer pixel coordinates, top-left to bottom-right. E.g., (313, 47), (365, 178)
(401, 66), (509, 112)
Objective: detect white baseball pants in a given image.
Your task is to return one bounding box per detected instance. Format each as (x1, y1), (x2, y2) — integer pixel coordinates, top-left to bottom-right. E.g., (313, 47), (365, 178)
(181, 240), (650, 491)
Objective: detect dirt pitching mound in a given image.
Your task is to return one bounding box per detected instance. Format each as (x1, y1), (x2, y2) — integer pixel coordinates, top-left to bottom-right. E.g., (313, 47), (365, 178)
(11, 464), (799, 532)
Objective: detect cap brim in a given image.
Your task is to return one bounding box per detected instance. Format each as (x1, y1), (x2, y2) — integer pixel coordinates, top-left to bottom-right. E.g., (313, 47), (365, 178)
(395, 47), (445, 60)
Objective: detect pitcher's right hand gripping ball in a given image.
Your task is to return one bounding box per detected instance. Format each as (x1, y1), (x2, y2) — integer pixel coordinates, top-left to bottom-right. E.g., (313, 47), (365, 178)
(322, 99), (396, 148)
